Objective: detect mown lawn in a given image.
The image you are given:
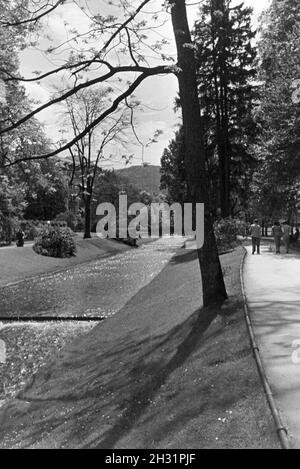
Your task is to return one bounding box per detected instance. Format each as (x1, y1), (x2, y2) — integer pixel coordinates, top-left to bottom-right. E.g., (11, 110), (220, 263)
(0, 244), (279, 449)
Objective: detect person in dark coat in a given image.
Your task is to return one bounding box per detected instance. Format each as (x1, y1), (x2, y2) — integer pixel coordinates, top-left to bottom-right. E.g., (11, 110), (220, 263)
(16, 228), (25, 247)
(250, 219), (262, 255)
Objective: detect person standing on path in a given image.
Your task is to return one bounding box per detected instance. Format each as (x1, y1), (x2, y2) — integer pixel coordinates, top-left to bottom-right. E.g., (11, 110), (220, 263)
(272, 221), (283, 254)
(250, 219), (262, 255)
(282, 221), (291, 254)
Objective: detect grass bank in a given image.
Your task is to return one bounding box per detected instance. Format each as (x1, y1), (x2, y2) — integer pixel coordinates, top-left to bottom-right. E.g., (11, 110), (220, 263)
(0, 246), (279, 448)
(112, 247), (280, 449)
(0, 236), (130, 287)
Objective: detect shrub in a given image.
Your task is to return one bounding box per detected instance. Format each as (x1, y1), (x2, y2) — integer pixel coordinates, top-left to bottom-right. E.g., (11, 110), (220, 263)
(214, 218), (246, 252)
(0, 215), (16, 245)
(56, 211), (84, 231)
(33, 225), (76, 258)
(20, 220), (44, 241)
(26, 224), (40, 241)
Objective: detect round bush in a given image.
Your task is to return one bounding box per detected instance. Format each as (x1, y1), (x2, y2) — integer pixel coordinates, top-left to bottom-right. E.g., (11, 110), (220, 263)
(33, 225), (76, 258)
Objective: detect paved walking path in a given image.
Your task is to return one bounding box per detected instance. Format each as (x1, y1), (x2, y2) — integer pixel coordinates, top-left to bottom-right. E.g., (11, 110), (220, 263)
(243, 244), (300, 448)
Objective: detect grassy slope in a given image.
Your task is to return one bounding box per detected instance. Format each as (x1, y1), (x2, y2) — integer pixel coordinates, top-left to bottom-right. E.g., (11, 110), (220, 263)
(119, 247), (279, 449)
(0, 237), (130, 287)
(0, 246), (279, 449)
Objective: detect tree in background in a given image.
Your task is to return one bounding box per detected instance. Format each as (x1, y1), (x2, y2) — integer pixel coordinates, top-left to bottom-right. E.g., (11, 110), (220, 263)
(63, 87), (137, 239)
(92, 169), (143, 232)
(94, 170), (141, 207)
(0, 0), (46, 162)
(161, 1), (257, 219)
(0, 1), (65, 240)
(22, 159), (68, 220)
(0, 80), (65, 230)
(249, 0), (300, 224)
(160, 127), (187, 205)
(0, 173), (26, 244)
(0, 147), (68, 243)
(194, 0), (257, 217)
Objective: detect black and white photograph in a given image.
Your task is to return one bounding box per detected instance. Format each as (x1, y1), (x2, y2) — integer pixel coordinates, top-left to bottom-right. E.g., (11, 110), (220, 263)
(0, 0), (299, 452)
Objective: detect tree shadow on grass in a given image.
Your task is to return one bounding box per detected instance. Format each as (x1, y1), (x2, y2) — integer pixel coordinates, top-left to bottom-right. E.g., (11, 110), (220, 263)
(0, 301), (220, 448)
(170, 249), (199, 265)
(93, 305), (218, 449)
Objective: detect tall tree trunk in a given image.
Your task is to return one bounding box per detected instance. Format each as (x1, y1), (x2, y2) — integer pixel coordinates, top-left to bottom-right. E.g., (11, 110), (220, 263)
(211, 8), (224, 216)
(84, 196), (92, 239)
(220, 45), (231, 217)
(170, 0), (228, 306)
(212, 0), (231, 218)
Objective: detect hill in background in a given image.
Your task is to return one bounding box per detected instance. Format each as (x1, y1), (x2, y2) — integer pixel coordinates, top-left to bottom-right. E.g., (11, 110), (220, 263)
(116, 165), (162, 195)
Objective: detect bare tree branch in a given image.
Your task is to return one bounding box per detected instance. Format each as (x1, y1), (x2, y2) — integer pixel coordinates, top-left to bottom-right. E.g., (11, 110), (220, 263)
(125, 97), (144, 147)
(0, 65), (171, 136)
(3, 66), (173, 167)
(125, 26), (140, 67)
(0, 60), (113, 83)
(75, 0), (152, 74)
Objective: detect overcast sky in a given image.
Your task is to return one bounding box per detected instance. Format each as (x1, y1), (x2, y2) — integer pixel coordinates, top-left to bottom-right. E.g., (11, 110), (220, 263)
(19, 0), (270, 168)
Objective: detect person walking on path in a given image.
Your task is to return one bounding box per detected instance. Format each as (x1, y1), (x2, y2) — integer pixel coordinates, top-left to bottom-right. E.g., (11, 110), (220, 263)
(250, 219), (261, 255)
(272, 221), (283, 254)
(282, 221), (291, 254)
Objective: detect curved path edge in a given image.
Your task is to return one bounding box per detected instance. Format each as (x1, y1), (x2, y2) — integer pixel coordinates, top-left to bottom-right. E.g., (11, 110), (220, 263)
(240, 246), (290, 450)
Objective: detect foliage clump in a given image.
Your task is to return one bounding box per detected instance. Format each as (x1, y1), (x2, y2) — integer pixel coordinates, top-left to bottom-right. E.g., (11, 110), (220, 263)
(214, 218), (246, 252)
(33, 225), (76, 258)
